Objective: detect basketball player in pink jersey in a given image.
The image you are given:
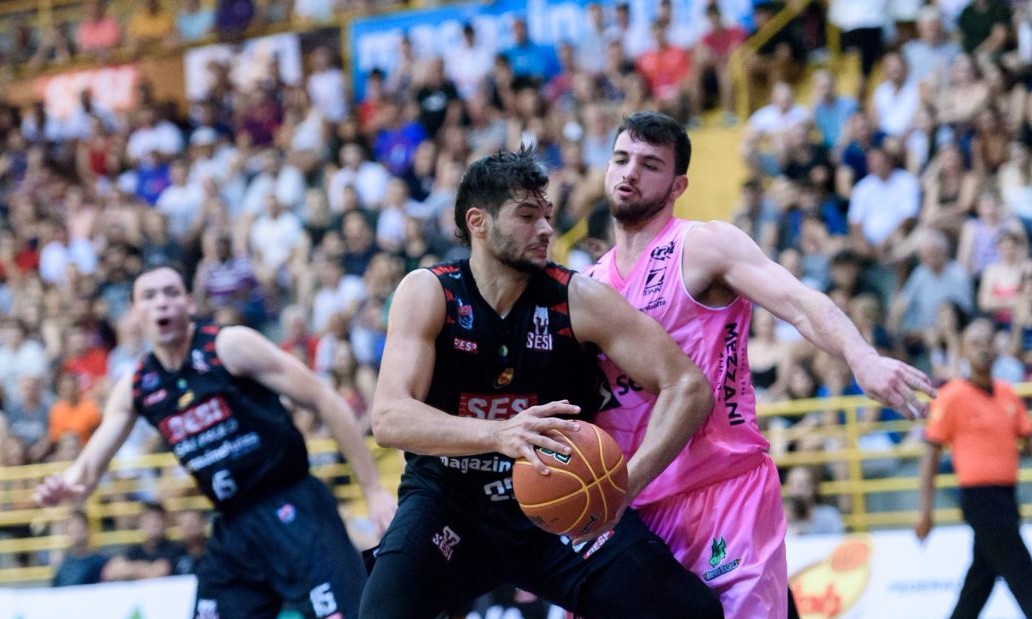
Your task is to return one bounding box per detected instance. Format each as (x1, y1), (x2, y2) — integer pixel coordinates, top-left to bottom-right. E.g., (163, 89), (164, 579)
(589, 111), (936, 619)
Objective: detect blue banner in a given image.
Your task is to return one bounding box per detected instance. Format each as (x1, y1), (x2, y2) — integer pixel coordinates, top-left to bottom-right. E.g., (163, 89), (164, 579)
(347, 0), (754, 100)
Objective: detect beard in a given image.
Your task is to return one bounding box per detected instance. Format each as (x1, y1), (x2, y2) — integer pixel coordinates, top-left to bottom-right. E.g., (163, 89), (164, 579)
(489, 225), (546, 274)
(609, 180), (674, 225)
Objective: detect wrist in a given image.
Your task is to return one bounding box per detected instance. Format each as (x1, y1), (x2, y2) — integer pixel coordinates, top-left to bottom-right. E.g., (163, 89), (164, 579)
(844, 343), (878, 370)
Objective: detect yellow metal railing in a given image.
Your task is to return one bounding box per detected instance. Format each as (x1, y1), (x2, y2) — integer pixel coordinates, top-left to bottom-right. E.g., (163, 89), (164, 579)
(3, 383), (1031, 585)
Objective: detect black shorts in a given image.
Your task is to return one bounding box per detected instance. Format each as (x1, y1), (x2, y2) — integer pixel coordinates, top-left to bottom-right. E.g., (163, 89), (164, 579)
(359, 487), (722, 619)
(840, 27), (883, 77)
(193, 475), (366, 619)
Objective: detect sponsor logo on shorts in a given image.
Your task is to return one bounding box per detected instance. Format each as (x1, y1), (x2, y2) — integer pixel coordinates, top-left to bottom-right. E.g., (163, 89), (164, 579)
(582, 529), (615, 558)
(432, 526), (461, 561)
(196, 599), (219, 619)
(704, 536), (741, 581)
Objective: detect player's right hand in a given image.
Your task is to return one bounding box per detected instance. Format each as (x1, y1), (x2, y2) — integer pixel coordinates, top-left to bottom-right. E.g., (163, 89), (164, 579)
(495, 400), (582, 475)
(914, 514), (933, 542)
(33, 473), (87, 507)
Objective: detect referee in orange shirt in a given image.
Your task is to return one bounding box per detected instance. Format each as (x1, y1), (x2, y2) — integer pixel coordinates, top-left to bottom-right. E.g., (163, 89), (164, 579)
(916, 318), (1032, 619)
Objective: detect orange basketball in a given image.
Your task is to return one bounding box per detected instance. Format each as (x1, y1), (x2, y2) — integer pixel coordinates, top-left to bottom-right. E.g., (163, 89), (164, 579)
(513, 422), (628, 538)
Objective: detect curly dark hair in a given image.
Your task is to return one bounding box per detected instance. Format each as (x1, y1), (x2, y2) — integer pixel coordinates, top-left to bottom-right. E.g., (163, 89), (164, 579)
(453, 146), (549, 245)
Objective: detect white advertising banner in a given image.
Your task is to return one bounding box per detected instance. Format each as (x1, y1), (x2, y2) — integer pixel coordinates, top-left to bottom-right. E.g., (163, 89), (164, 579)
(2, 575), (195, 619)
(788, 525), (1028, 619)
(2, 526), (1030, 618)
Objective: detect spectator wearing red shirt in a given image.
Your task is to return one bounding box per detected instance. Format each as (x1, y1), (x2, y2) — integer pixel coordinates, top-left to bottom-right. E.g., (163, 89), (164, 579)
(694, 5), (748, 125)
(76, 0), (121, 56)
(61, 323), (109, 399)
(636, 19), (695, 124)
(278, 304), (319, 368)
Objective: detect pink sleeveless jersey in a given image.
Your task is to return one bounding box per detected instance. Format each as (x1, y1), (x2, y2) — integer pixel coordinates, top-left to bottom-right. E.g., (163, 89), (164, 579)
(590, 218), (770, 506)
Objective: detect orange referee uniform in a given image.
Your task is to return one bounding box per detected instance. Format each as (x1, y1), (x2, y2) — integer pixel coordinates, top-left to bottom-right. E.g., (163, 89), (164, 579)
(924, 378), (1032, 619)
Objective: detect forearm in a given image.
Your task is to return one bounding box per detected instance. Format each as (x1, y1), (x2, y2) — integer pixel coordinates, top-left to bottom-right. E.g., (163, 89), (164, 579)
(917, 445), (940, 517)
(316, 390), (385, 495)
(793, 290), (877, 369)
(625, 377), (713, 500)
(371, 398), (499, 457)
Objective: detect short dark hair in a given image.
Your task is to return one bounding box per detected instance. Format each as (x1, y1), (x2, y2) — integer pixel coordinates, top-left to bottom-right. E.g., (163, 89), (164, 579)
(130, 262), (189, 302)
(453, 147), (549, 245)
(614, 111), (692, 175)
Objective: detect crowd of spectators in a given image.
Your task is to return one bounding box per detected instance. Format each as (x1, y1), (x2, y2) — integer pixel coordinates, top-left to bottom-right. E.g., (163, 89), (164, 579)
(1, 0), (1032, 584)
(742, 0), (1032, 512)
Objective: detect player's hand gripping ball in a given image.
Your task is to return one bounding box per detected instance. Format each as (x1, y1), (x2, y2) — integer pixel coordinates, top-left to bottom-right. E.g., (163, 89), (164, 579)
(513, 422), (627, 538)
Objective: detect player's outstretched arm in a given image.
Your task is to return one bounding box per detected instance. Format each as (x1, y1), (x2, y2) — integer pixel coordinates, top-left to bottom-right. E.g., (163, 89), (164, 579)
(216, 325), (397, 532)
(34, 373), (138, 506)
(689, 220), (936, 418)
(569, 274), (714, 501)
(369, 269), (580, 473)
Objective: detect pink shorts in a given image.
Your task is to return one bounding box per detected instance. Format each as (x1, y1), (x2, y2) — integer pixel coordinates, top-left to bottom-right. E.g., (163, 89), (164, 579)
(636, 456), (787, 619)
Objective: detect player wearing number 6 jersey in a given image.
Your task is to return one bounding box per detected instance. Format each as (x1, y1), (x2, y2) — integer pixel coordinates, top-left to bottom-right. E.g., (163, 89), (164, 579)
(34, 264), (396, 619)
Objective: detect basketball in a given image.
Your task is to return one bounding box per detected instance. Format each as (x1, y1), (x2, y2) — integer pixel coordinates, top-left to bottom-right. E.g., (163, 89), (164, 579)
(513, 422), (628, 538)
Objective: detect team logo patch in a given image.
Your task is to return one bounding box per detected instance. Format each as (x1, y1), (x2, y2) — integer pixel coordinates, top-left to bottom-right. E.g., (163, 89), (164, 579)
(192, 350), (210, 373)
(432, 526), (461, 561)
(277, 503), (296, 523)
(526, 306), (553, 351)
(457, 300), (474, 330)
(144, 389), (168, 406)
(493, 368), (514, 389)
(178, 390), (195, 409)
(142, 372), (159, 390)
(704, 536), (741, 581)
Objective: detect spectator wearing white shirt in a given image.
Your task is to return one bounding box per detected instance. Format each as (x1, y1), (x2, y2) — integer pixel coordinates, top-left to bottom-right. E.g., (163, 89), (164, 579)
(37, 218), (99, 286)
(848, 147), (920, 259)
(241, 149), (306, 216)
(446, 24), (495, 100)
(0, 318), (48, 403)
(293, 0), (336, 24)
(249, 193), (306, 297)
(747, 81), (810, 141)
(20, 101), (63, 144)
(125, 106), (183, 164)
(902, 7), (962, 96)
(327, 142), (390, 211)
(605, 2), (653, 62)
(576, 3), (609, 75)
(310, 259), (365, 333)
(375, 177), (418, 253)
(890, 229), (974, 339)
(872, 51), (920, 138)
(156, 159), (205, 242)
(306, 46), (348, 123)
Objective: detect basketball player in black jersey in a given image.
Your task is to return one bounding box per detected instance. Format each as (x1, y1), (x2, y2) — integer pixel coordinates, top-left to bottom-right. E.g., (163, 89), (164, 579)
(359, 148), (723, 619)
(35, 264), (396, 619)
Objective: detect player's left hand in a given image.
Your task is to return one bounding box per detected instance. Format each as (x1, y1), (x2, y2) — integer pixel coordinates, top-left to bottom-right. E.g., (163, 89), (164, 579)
(365, 486), (397, 536)
(851, 353), (936, 419)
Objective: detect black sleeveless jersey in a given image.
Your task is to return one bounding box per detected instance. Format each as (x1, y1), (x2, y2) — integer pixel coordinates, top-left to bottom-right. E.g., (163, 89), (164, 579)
(131, 324), (309, 515)
(401, 260), (603, 529)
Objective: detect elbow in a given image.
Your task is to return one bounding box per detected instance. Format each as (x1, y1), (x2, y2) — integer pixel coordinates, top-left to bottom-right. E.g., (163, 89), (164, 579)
(685, 371), (715, 420)
(369, 404), (402, 449)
